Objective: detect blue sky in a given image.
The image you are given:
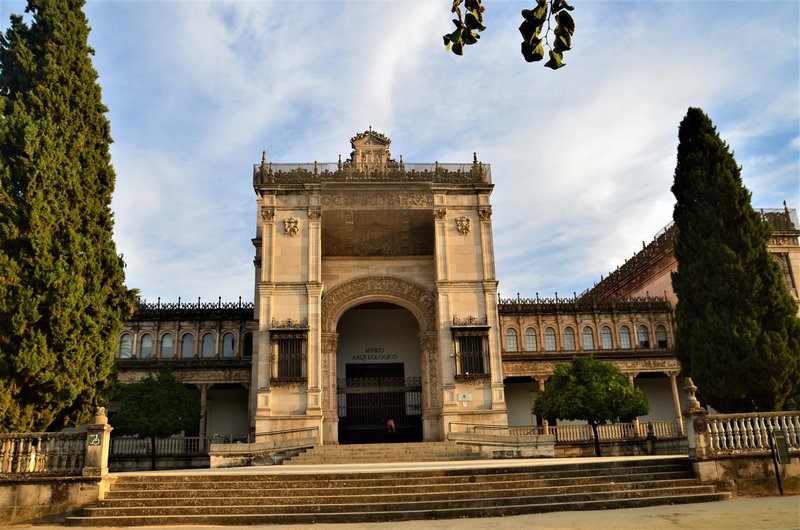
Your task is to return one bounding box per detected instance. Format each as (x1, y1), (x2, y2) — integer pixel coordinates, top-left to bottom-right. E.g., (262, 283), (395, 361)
(2, 1), (799, 303)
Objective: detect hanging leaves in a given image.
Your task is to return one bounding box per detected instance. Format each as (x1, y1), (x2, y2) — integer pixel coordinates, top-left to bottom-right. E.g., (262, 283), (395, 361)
(444, 0), (576, 70)
(443, 0), (486, 56)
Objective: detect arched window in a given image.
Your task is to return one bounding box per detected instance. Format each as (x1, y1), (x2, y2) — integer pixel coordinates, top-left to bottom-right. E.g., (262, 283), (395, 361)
(637, 325), (650, 348)
(600, 326), (613, 350)
(140, 334), (153, 358)
(563, 327), (575, 351)
(544, 327), (557, 351)
(118, 334), (132, 359)
(525, 328), (537, 352)
(181, 333), (194, 358)
(619, 326), (632, 349)
(160, 333), (173, 358)
(201, 333), (215, 358)
(656, 325), (668, 348)
(222, 333), (235, 358)
(505, 329), (518, 352)
(582, 326), (595, 350)
(243, 332), (254, 357)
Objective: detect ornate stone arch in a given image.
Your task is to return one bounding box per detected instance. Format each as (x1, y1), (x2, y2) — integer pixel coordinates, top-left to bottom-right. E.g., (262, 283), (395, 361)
(321, 276), (436, 333)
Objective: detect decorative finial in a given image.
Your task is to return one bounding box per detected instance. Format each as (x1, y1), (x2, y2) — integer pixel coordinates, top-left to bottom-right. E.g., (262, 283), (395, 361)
(314, 160), (318, 175)
(261, 150), (266, 165)
(369, 125), (372, 133)
(473, 152), (478, 164)
(684, 377), (700, 409)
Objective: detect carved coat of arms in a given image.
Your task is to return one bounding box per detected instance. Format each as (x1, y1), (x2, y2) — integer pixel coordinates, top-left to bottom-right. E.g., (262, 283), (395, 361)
(284, 217), (301, 237)
(455, 216), (471, 236)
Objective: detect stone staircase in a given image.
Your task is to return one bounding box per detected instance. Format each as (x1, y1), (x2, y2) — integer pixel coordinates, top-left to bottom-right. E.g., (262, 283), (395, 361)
(283, 441), (487, 464)
(67, 457), (730, 526)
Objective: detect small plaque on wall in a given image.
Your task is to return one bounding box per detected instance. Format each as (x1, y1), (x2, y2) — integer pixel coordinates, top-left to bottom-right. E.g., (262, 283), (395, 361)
(457, 393), (471, 402)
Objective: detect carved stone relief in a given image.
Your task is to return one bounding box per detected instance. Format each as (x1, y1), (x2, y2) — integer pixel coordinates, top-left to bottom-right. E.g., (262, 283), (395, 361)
(260, 207), (275, 222)
(283, 217), (301, 237)
(418, 331), (441, 408)
(321, 277), (436, 333)
(478, 207), (492, 220)
(321, 333), (338, 411)
(308, 208), (321, 221)
(434, 208), (447, 220)
(321, 192), (432, 209)
(455, 216), (471, 236)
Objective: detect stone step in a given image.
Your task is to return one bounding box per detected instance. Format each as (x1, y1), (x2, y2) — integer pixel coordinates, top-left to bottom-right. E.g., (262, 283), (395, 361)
(99, 478), (706, 507)
(105, 470), (694, 496)
(281, 441), (484, 465)
(68, 492), (731, 526)
(67, 457), (731, 526)
(108, 462), (693, 488)
(85, 485), (721, 517)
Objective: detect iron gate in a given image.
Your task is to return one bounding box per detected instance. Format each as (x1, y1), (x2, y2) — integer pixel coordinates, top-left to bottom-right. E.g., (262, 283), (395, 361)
(337, 377), (422, 444)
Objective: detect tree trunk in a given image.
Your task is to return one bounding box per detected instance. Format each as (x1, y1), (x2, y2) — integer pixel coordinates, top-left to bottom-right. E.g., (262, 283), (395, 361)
(150, 435), (157, 471)
(590, 422), (601, 457)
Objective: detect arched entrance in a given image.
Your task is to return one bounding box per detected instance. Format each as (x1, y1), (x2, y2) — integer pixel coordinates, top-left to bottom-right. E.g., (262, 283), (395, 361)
(336, 303), (422, 443)
(320, 277), (441, 444)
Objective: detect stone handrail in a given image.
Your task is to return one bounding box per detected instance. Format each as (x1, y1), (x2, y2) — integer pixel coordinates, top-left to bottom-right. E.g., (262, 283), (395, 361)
(706, 411), (800, 455)
(0, 432), (86, 475)
(248, 426), (319, 444)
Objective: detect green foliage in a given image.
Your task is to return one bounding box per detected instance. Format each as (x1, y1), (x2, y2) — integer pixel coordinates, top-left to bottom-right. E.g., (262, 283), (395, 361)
(112, 371), (199, 439)
(0, 0), (136, 432)
(533, 356), (649, 425)
(671, 107), (800, 413)
(443, 0), (486, 56)
(444, 0), (576, 69)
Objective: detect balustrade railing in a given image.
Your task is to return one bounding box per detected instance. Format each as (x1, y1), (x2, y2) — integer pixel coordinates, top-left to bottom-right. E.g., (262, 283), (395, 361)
(0, 432), (86, 475)
(706, 411), (800, 455)
(111, 436), (209, 456)
(506, 420), (681, 442)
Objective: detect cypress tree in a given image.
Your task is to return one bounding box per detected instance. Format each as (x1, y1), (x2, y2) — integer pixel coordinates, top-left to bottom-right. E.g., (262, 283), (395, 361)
(671, 107), (800, 412)
(0, 0), (135, 432)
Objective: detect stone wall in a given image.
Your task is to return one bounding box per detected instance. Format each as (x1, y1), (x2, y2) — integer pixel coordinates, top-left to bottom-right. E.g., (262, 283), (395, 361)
(554, 438), (687, 458)
(0, 476), (105, 524)
(693, 455), (800, 495)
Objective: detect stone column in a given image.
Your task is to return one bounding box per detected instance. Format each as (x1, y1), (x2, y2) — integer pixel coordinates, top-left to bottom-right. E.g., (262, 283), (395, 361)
(198, 384), (209, 451)
(535, 376), (549, 435)
(419, 331), (442, 441)
(320, 332), (339, 444)
(83, 407), (113, 477)
(625, 372), (640, 437)
(668, 371), (685, 435)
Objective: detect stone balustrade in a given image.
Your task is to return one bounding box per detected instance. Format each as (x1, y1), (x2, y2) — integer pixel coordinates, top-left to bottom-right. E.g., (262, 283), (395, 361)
(0, 432), (86, 475)
(110, 436), (209, 456)
(509, 420), (680, 442)
(706, 411), (800, 455)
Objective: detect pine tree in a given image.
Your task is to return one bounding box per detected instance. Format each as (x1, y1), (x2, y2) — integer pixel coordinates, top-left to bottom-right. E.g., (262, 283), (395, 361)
(0, 0), (135, 432)
(671, 107), (800, 413)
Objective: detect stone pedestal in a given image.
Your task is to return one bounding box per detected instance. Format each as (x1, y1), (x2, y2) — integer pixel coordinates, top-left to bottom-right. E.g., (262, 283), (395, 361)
(82, 407), (113, 477)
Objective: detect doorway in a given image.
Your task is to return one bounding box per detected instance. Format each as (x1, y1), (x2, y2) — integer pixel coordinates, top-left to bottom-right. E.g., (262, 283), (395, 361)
(335, 303), (423, 444)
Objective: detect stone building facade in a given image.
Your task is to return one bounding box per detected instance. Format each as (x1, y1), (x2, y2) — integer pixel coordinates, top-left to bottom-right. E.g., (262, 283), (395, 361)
(115, 131), (800, 443)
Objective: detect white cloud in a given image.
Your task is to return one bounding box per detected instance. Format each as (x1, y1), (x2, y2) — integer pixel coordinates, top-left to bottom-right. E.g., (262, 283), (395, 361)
(6, 0), (796, 302)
